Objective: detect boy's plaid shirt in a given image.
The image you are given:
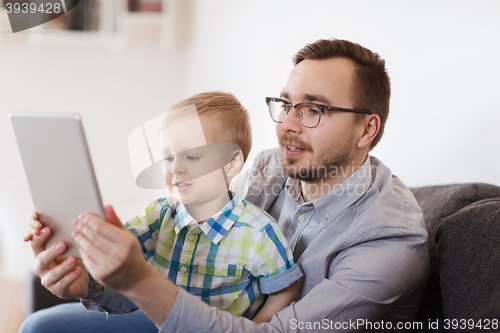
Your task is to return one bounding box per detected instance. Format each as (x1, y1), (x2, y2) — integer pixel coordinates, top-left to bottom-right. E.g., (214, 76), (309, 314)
(125, 191), (302, 318)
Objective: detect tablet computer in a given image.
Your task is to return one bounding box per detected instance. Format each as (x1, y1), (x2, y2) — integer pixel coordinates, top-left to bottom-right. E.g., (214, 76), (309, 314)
(10, 113), (105, 259)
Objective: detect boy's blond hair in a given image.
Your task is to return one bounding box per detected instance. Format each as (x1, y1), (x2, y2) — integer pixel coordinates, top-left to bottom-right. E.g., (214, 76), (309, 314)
(161, 91), (252, 162)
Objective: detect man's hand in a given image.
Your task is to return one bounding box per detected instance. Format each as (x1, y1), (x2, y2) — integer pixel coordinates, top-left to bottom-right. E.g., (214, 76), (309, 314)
(72, 205), (152, 293)
(72, 205), (179, 326)
(25, 212), (89, 300)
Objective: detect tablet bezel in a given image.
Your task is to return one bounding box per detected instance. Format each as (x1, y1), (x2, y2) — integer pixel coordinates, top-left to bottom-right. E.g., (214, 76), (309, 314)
(10, 113), (105, 259)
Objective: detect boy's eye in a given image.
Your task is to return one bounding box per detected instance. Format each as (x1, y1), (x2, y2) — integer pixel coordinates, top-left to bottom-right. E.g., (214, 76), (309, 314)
(164, 156), (174, 162)
(186, 155), (199, 161)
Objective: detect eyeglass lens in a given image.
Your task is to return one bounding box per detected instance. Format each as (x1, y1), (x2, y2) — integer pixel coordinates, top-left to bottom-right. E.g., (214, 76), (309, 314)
(269, 100), (321, 127)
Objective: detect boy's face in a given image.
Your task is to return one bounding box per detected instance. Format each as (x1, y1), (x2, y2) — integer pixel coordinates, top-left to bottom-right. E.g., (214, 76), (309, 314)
(159, 115), (229, 211)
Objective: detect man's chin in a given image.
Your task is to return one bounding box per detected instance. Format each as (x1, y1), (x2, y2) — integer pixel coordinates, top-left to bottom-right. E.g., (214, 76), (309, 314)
(284, 165), (313, 182)
(283, 158), (334, 182)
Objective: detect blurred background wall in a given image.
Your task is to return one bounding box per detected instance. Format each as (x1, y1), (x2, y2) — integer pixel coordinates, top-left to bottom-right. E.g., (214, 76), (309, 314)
(0, 0), (499, 288)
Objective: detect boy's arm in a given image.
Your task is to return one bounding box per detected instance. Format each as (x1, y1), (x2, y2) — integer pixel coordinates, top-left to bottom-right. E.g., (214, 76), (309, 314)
(251, 281), (298, 323)
(124, 197), (170, 261)
(249, 220), (302, 321)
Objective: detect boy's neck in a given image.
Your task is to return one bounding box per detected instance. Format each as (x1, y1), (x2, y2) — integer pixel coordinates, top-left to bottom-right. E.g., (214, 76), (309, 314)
(184, 190), (232, 223)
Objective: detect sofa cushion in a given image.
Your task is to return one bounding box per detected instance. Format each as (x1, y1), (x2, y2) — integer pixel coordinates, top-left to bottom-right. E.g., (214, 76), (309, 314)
(436, 198), (500, 320)
(410, 183), (500, 325)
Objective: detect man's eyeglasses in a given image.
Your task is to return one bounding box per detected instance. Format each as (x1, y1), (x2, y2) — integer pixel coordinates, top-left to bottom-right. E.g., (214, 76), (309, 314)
(265, 97), (372, 128)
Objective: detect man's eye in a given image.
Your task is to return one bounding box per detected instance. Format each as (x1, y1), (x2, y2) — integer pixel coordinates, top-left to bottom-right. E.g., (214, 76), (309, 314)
(187, 155), (200, 161)
(307, 107), (321, 115)
(164, 156), (174, 162)
(279, 102), (290, 111)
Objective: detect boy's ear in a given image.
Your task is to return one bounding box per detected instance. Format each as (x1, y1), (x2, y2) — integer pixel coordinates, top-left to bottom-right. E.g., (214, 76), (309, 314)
(224, 150), (244, 179)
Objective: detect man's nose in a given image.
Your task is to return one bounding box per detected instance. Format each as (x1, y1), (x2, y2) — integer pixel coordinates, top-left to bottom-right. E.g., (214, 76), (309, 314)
(279, 108), (302, 133)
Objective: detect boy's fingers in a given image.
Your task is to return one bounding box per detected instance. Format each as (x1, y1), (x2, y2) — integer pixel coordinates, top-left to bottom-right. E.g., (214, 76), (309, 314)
(28, 218), (40, 229)
(31, 227), (52, 255)
(27, 223), (41, 236)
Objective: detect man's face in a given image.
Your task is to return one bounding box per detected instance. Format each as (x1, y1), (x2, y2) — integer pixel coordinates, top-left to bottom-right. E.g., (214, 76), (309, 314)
(276, 57), (365, 182)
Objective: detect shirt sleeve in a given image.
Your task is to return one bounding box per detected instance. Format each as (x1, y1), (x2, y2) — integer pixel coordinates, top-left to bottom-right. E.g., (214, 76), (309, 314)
(125, 197), (173, 261)
(160, 234), (428, 333)
(250, 222), (302, 294)
(81, 287), (138, 314)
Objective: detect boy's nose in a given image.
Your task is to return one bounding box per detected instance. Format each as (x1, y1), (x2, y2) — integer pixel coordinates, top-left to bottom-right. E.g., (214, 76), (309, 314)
(170, 159), (186, 175)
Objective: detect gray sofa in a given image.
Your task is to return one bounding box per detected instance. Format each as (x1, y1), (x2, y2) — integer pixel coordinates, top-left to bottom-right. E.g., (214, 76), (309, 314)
(27, 183), (500, 331)
(410, 183), (500, 331)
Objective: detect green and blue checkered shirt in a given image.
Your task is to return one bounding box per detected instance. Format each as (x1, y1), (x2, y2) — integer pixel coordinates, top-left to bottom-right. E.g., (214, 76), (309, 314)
(125, 191), (302, 318)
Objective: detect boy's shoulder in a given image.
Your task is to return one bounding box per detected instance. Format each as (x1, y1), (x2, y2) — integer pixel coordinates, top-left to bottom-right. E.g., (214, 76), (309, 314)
(141, 196), (177, 221)
(234, 198), (278, 232)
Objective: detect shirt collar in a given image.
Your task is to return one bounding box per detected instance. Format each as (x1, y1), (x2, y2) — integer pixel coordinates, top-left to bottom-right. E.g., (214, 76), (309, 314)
(285, 156), (373, 228)
(174, 191), (245, 244)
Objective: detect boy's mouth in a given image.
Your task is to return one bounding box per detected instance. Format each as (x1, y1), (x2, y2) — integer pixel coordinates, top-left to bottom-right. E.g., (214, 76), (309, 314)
(173, 182), (191, 191)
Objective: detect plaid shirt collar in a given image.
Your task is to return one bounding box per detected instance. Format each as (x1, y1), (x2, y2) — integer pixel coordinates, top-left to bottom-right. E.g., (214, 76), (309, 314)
(174, 191), (245, 244)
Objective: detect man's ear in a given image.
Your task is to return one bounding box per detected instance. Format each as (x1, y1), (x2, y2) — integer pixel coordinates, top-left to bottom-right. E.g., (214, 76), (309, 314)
(357, 114), (380, 149)
(224, 150), (244, 179)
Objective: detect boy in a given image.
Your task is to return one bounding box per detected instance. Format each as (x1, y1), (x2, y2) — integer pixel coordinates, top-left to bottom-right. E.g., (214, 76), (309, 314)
(26, 92), (302, 323)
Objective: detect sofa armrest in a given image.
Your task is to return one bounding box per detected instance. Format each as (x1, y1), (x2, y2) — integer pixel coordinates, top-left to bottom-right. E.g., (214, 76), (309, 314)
(436, 198), (500, 319)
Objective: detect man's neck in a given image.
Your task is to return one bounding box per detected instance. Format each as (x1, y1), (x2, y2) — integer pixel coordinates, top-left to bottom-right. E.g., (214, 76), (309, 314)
(300, 155), (368, 202)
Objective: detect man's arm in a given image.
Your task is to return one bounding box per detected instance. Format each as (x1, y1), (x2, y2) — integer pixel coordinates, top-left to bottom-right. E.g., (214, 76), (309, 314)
(73, 207), (427, 332)
(170, 233), (427, 331)
(159, 234), (428, 333)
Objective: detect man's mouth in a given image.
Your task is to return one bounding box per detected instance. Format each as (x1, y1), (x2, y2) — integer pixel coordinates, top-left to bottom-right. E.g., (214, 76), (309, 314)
(287, 145), (304, 152)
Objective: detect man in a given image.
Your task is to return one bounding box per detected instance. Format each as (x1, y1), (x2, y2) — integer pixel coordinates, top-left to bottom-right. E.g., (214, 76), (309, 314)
(22, 39), (429, 333)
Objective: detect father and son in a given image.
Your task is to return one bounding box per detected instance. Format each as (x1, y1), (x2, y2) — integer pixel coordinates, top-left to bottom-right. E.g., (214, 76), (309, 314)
(21, 38), (429, 332)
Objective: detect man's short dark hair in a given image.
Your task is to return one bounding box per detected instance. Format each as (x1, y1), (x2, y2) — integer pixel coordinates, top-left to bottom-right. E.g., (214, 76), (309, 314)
(293, 39), (390, 149)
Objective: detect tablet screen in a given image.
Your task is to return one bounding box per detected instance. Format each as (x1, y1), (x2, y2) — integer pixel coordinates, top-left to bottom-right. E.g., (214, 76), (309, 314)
(10, 113), (104, 259)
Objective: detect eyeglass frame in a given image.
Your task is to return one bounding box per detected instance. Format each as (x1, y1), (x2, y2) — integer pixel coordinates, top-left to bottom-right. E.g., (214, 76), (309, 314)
(265, 97), (372, 128)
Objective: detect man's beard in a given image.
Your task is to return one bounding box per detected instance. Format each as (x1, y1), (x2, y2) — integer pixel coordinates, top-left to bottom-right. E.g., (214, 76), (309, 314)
(279, 133), (353, 182)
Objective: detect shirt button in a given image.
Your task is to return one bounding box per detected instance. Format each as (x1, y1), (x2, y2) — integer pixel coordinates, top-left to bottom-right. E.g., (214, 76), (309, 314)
(216, 267), (224, 273)
(180, 267), (187, 274)
(188, 234), (195, 241)
(298, 214), (305, 222)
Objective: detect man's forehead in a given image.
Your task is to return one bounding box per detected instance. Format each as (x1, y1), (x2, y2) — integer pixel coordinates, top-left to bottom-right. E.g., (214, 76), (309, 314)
(281, 57), (355, 107)
(280, 91), (333, 105)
